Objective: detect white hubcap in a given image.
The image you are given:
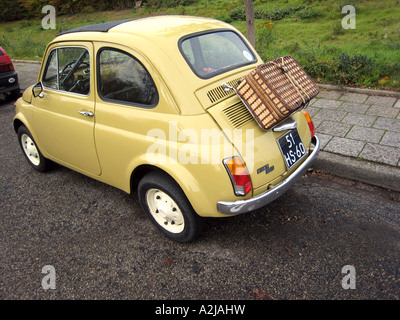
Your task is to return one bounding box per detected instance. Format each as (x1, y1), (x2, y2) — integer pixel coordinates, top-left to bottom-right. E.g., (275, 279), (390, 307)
(146, 189), (184, 233)
(21, 134), (40, 166)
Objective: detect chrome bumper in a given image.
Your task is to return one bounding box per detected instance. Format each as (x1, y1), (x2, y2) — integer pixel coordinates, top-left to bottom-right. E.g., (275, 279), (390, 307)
(217, 135), (320, 215)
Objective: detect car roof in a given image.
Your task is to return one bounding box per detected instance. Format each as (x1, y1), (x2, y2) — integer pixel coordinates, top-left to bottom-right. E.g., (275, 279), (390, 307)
(56, 15), (231, 41)
(57, 18), (135, 36)
(49, 16), (260, 115)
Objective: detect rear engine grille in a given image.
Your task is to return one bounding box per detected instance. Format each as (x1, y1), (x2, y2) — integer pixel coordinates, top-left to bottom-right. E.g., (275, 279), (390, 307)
(223, 101), (254, 128)
(206, 77), (243, 104)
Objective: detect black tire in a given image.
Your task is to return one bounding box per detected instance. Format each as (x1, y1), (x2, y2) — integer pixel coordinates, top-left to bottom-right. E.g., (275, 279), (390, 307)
(17, 125), (50, 172)
(138, 171), (205, 242)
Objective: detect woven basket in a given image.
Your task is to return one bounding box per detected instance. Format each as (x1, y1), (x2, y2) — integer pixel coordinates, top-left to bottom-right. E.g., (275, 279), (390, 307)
(236, 55), (319, 130)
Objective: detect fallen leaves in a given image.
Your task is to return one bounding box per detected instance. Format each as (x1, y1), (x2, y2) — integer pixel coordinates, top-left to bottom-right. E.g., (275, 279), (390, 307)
(251, 288), (275, 300)
(164, 257), (174, 267)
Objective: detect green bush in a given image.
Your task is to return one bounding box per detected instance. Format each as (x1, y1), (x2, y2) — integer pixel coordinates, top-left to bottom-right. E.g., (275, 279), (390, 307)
(229, 5), (305, 22)
(282, 47), (388, 88)
(335, 53), (376, 85)
(265, 7), (294, 20)
(296, 49), (335, 82)
(215, 14), (233, 23)
(296, 7), (325, 20)
(145, 0), (194, 8)
(229, 7), (246, 21)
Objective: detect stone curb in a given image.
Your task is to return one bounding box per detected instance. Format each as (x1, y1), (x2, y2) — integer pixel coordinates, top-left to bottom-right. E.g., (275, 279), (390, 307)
(12, 59), (42, 64)
(313, 151), (400, 192)
(318, 84), (400, 98)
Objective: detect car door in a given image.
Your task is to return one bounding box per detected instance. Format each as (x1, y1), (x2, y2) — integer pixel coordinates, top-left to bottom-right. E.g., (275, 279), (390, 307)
(92, 43), (161, 190)
(32, 42), (101, 175)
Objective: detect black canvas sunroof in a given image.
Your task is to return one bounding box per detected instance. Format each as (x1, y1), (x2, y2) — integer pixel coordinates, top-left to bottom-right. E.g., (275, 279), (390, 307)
(57, 19), (134, 36)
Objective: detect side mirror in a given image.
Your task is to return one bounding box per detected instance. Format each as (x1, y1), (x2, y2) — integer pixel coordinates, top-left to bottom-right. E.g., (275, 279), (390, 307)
(32, 82), (44, 98)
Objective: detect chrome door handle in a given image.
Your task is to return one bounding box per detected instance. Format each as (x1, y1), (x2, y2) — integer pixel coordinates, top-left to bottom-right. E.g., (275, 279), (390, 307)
(78, 110), (94, 117)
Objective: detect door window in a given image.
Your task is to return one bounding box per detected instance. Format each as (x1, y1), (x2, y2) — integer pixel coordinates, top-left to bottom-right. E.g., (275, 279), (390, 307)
(42, 50), (58, 89)
(42, 47), (90, 95)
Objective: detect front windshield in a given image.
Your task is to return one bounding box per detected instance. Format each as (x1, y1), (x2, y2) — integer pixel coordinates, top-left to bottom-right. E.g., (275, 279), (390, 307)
(180, 30), (256, 78)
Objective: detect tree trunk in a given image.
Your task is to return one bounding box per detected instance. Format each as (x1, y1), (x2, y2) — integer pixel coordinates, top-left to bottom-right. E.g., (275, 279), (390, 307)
(245, 0), (255, 48)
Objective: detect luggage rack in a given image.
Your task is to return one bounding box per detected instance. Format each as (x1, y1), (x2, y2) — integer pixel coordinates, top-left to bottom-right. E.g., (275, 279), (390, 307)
(221, 56), (319, 131)
(221, 82), (308, 132)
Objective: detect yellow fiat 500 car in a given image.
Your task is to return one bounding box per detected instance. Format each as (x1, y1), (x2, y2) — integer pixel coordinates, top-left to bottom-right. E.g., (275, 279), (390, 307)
(13, 16), (319, 242)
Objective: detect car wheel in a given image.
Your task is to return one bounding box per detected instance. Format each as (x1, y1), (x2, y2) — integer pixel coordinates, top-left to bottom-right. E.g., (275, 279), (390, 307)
(18, 126), (50, 172)
(138, 171), (204, 242)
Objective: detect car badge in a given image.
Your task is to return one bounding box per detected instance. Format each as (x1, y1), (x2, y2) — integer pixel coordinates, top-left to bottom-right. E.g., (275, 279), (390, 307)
(257, 164), (275, 174)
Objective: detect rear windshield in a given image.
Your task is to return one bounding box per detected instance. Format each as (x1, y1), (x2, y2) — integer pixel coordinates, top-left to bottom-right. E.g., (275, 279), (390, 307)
(179, 30), (256, 79)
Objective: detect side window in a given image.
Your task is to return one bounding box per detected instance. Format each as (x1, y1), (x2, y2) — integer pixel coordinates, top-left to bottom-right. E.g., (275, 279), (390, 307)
(42, 47), (90, 95)
(43, 50), (58, 89)
(98, 48), (158, 107)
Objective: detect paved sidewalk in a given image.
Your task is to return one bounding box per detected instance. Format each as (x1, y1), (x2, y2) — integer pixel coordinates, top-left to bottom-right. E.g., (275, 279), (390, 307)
(310, 89), (400, 191)
(310, 90), (400, 167)
(12, 61), (400, 191)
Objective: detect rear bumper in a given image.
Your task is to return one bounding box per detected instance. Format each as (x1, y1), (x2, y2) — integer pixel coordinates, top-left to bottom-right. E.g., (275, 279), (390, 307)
(217, 135), (320, 215)
(0, 71), (19, 94)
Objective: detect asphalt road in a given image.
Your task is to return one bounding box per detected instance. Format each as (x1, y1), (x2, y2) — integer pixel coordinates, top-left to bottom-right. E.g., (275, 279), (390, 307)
(1, 97), (399, 301)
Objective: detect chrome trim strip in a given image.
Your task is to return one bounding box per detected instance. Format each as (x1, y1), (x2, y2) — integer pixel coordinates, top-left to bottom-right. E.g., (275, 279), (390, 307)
(217, 135), (320, 215)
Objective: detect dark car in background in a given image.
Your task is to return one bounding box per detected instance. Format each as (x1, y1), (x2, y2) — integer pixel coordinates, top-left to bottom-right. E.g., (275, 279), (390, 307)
(0, 46), (20, 100)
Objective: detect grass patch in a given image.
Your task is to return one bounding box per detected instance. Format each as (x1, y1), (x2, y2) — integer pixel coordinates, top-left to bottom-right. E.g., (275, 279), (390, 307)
(0, 0), (399, 90)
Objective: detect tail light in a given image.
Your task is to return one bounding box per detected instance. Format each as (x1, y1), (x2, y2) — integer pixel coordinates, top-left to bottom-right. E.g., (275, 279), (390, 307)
(223, 156), (252, 196)
(302, 110), (315, 138)
(0, 63), (14, 72)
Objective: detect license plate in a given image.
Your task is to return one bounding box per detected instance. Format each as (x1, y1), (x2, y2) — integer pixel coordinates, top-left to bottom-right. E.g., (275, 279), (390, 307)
(277, 129), (307, 169)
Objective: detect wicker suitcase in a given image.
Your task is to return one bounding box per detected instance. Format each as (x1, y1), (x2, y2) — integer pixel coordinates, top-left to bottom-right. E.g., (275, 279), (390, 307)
(235, 55), (319, 130)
